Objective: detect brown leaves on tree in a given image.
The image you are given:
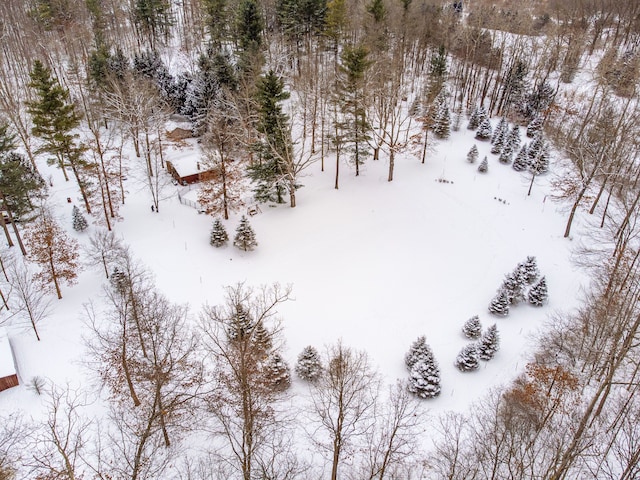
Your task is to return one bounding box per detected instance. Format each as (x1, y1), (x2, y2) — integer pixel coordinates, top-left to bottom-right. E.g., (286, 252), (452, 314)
(25, 212), (80, 299)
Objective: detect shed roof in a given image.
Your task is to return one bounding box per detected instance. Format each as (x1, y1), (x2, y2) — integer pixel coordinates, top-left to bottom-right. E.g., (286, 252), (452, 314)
(0, 327), (16, 378)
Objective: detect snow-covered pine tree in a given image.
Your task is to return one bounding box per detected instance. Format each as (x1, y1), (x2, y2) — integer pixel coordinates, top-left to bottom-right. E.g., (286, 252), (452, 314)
(408, 355), (441, 398)
(109, 266), (129, 294)
(467, 144), (479, 163)
(210, 218), (229, 247)
(529, 138), (550, 175)
(227, 303), (255, 341)
(455, 343), (480, 371)
(295, 345), (323, 381)
(521, 256), (539, 283)
(506, 125), (521, 153)
(72, 205), (88, 231)
(233, 216), (258, 251)
(501, 269), (526, 304)
(405, 335), (433, 370)
(467, 105), (487, 130)
(478, 156), (488, 173)
(489, 289), (510, 316)
(490, 117), (508, 153)
(252, 320), (272, 354)
(264, 352), (291, 391)
(452, 106), (463, 131)
(478, 324), (500, 361)
(433, 102), (451, 139)
(499, 146), (513, 164)
(512, 144), (530, 171)
(528, 276), (548, 306)
(475, 118), (492, 140)
(526, 115), (543, 138)
(462, 315), (482, 339)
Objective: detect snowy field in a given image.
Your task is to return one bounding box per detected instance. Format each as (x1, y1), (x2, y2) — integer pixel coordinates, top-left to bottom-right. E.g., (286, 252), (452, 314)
(0, 118), (588, 419)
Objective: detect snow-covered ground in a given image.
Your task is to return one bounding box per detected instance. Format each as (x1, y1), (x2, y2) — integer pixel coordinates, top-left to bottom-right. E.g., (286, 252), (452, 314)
(0, 118), (588, 420)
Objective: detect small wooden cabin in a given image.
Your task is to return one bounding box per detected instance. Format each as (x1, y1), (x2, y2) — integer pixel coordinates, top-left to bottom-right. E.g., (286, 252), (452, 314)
(0, 328), (18, 392)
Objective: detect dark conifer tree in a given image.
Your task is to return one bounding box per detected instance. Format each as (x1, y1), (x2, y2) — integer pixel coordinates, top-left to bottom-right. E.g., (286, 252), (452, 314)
(433, 102), (451, 139)
(462, 315), (482, 339)
(455, 343), (480, 372)
(133, 0), (172, 49)
(295, 345), (323, 381)
(210, 218), (229, 247)
(528, 276), (548, 306)
(234, 216), (258, 251)
(247, 70), (292, 204)
(501, 270), (526, 304)
(27, 61), (92, 214)
(520, 256), (539, 283)
(405, 335), (432, 369)
(490, 117), (508, 153)
(467, 105), (486, 130)
(72, 205), (89, 232)
(478, 324), (500, 361)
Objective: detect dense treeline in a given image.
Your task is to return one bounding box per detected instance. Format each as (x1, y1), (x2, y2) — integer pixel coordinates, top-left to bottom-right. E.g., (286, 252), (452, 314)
(1, 0), (640, 478)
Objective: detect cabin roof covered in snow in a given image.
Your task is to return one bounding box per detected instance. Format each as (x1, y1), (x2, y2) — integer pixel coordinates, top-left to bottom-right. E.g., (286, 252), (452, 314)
(0, 327), (16, 378)
(166, 139), (220, 179)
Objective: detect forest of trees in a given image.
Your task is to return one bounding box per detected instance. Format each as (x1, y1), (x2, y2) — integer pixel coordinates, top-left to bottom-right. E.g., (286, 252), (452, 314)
(1, 0), (640, 478)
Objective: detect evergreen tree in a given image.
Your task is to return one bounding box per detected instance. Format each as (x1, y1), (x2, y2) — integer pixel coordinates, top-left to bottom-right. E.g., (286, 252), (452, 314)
(182, 53), (221, 133)
(366, 0), (385, 23)
(0, 124), (45, 222)
(528, 137), (550, 175)
(467, 144), (479, 163)
(295, 345), (323, 381)
(133, 0), (172, 49)
(109, 266), (129, 294)
(520, 256), (539, 283)
(499, 147), (513, 165)
(252, 320), (273, 355)
(72, 205), (89, 232)
(526, 115), (543, 138)
(236, 0), (263, 53)
(264, 352), (291, 391)
(27, 61), (91, 214)
(234, 216), (258, 251)
(467, 105), (486, 130)
(501, 269), (526, 304)
(427, 45), (448, 99)
(210, 218), (229, 247)
(506, 125), (521, 153)
(489, 290), (510, 316)
(528, 276), (548, 306)
(338, 44), (373, 177)
(462, 315), (482, 339)
(477, 156), (488, 173)
(433, 102), (451, 139)
(490, 117), (508, 153)
(455, 343), (480, 372)
(512, 144), (530, 171)
(247, 70), (292, 204)
(475, 117), (492, 140)
(523, 82), (555, 120)
(404, 335), (433, 370)
(499, 59), (528, 116)
(478, 324), (500, 361)
(408, 356), (441, 399)
(227, 303), (255, 341)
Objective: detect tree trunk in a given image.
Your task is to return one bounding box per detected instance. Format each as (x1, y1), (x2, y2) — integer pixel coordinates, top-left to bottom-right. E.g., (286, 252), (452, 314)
(49, 256), (62, 299)
(0, 212), (14, 248)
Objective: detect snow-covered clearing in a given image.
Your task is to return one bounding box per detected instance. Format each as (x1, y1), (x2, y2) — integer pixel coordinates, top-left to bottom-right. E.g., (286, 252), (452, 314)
(0, 118), (587, 418)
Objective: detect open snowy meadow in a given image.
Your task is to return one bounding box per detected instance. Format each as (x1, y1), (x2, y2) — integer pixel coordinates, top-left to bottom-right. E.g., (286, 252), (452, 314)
(0, 115), (587, 420)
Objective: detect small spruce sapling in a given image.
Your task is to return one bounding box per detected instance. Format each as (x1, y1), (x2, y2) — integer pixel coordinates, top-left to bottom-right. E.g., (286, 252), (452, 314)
(501, 269), (526, 304)
(233, 216), (257, 251)
(210, 219), (229, 247)
(455, 343), (480, 371)
(490, 118), (508, 154)
(478, 324), (500, 360)
(72, 205), (88, 232)
(478, 156), (488, 173)
(462, 315), (482, 339)
(467, 105), (487, 130)
(528, 276), (548, 306)
(295, 345), (323, 381)
(489, 290), (510, 316)
(475, 118), (492, 140)
(467, 144), (479, 163)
